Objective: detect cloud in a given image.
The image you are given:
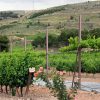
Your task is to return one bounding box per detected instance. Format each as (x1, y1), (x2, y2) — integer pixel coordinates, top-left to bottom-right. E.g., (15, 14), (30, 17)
(34, 0), (99, 9)
(0, 0), (33, 3)
(34, 0), (65, 9)
(0, 0), (33, 11)
(34, 0), (90, 10)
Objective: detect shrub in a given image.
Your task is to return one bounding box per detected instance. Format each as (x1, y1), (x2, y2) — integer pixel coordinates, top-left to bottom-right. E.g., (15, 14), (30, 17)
(0, 36), (9, 52)
(30, 7), (65, 19)
(31, 33), (59, 48)
(39, 73), (68, 100)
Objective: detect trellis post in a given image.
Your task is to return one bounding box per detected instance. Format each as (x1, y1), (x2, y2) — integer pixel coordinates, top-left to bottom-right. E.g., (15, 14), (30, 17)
(10, 36), (13, 53)
(78, 14), (82, 89)
(46, 26), (49, 73)
(24, 36), (27, 51)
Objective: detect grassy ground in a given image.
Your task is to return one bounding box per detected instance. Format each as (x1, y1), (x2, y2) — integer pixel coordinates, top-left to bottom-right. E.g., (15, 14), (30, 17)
(0, 1), (100, 35)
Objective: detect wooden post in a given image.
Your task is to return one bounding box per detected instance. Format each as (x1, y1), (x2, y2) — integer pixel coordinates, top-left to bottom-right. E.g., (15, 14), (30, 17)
(79, 15), (82, 41)
(0, 85), (3, 93)
(10, 36), (13, 53)
(46, 27), (49, 73)
(25, 68), (35, 95)
(72, 52), (78, 88)
(24, 36), (26, 51)
(16, 87), (20, 96)
(25, 73), (32, 95)
(78, 15), (82, 89)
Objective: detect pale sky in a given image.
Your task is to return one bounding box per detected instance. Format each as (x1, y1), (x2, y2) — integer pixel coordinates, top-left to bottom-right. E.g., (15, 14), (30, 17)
(0, 0), (98, 11)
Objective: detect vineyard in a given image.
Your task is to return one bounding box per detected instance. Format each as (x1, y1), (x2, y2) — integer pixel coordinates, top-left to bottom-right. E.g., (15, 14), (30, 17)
(60, 37), (100, 51)
(0, 1), (100, 99)
(0, 50), (99, 96)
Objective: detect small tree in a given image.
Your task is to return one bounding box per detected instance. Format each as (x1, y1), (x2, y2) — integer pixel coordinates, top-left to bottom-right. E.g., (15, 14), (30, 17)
(70, 16), (74, 20)
(0, 36), (9, 52)
(38, 72), (77, 100)
(31, 33), (59, 48)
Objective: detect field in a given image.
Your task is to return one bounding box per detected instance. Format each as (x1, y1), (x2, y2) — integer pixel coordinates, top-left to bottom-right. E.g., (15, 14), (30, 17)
(0, 51), (100, 73)
(0, 1), (100, 100)
(0, 1), (100, 35)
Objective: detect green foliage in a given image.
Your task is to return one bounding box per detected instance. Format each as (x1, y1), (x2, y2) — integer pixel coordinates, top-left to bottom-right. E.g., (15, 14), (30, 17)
(80, 40), (89, 48)
(89, 28), (100, 38)
(0, 36), (9, 52)
(0, 52), (45, 95)
(31, 33), (46, 48)
(0, 11), (18, 19)
(32, 28), (82, 48)
(96, 38), (100, 48)
(59, 37), (78, 51)
(58, 29), (78, 46)
(87, 37), (97, 49)
(85, 18), (90, 22)
(0, 51), (100, 96)
(39, 73), (68, 100)
(60, 37), (100, 52)
(49, 53), (76, 72)
(26, 21), (33, 28)
(38, 73), (52, 89)
(70, 16), (74, 20)
(30, 7), (65, 19)
(58, 28), (100, 46)
(31, 33), (59, 48)
(81, 52), (100, 73)
(52, 75), (67, 100)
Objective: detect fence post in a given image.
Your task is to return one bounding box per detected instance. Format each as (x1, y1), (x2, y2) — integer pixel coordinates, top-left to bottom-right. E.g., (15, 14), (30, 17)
(10, 36), (13, 53)
(78, 14), (82, 89)
(24, 36), (27, 51)
(46, 27), (49, 73)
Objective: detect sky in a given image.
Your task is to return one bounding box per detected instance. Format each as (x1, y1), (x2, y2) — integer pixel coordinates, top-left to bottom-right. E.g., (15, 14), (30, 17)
(0, 0), (98, 11)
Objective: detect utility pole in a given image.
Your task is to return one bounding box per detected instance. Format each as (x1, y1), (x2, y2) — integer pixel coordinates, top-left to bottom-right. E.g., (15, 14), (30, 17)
(78, 14), (82, 89)
(46, 26), (49, 73)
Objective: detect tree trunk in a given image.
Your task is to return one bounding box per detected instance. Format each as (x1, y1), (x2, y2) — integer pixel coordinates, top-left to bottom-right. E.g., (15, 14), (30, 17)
(16, 87), (20, 97)
(0, 85), (3, 93)
(69, 71), (70, 76)
(5, 85), (8, 94)
(20, 87), (23, 97)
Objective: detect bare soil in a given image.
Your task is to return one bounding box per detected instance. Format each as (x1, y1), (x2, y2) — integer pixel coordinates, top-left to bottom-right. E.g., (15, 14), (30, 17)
(0, 73), (100, 100)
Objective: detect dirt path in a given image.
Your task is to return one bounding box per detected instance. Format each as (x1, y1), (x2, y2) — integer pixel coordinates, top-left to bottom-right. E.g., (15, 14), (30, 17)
(0, 86), (100, 100)
(64, 73), (100, 83)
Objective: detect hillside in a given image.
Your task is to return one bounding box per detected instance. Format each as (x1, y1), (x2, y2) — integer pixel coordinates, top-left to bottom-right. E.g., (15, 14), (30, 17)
(0, 1), (100, 35)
